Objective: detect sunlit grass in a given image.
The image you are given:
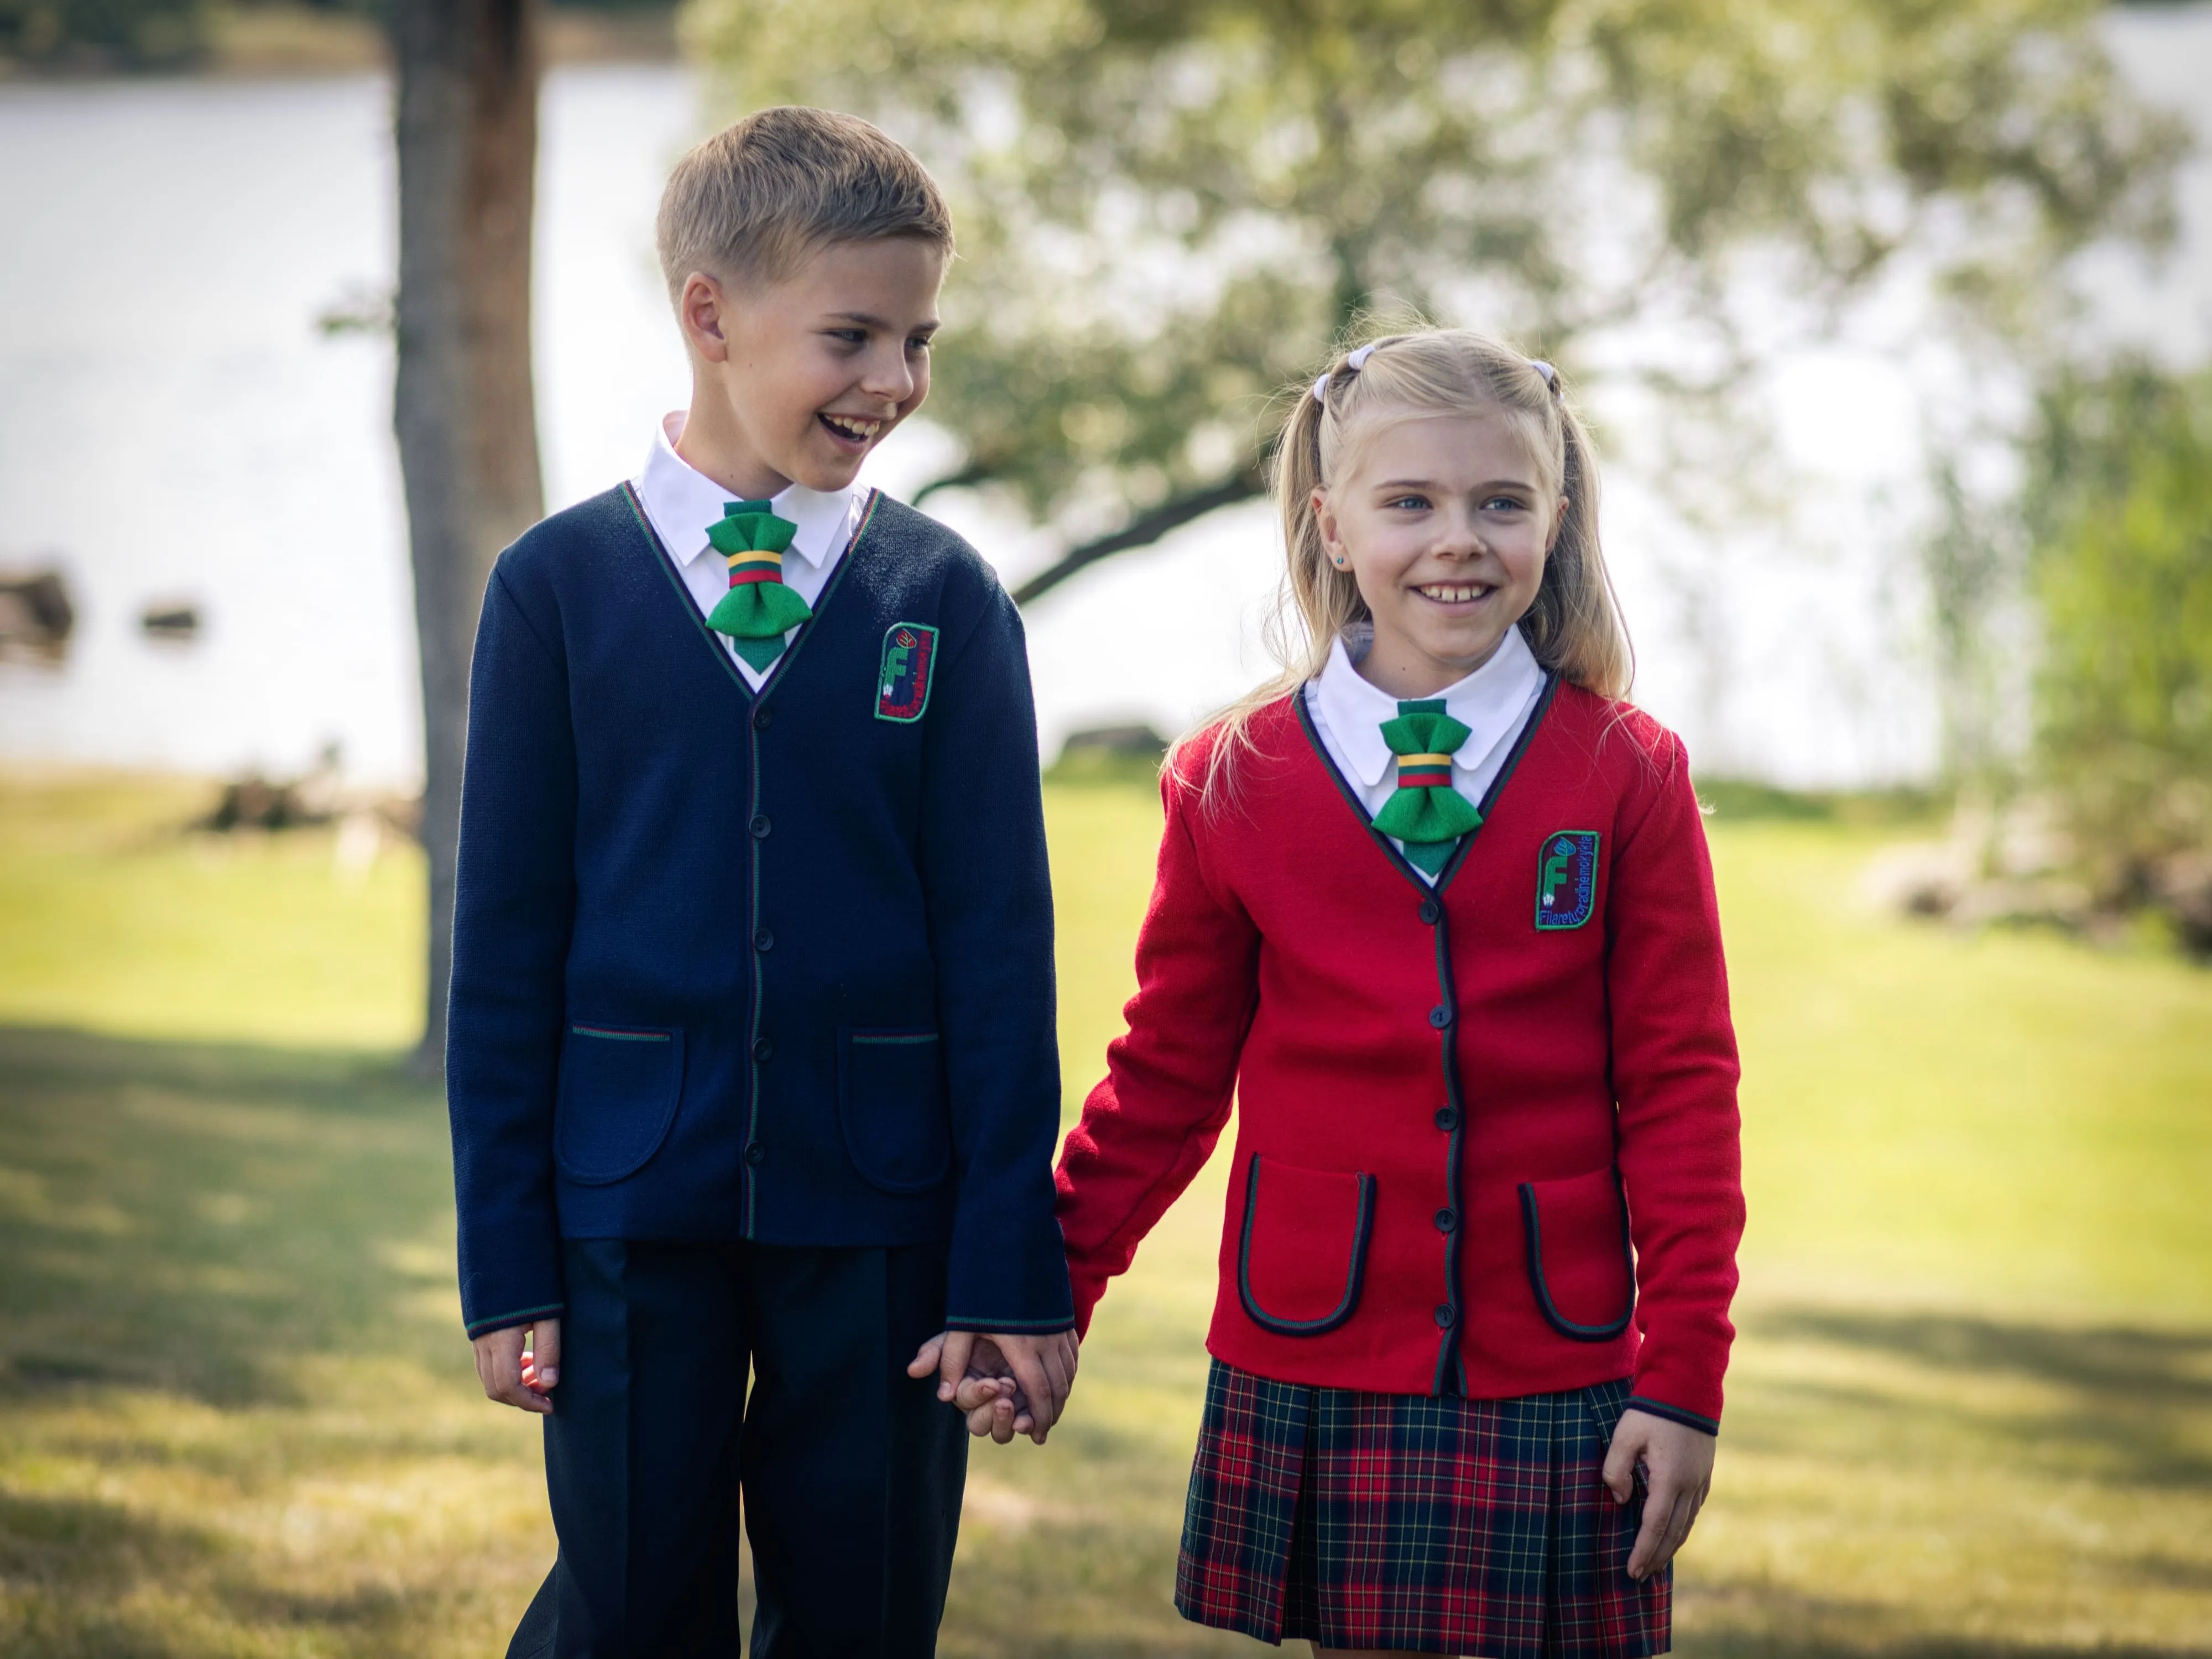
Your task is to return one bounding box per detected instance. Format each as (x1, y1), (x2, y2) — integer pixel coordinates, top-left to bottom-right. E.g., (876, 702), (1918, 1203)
(1, 768), (2208, 1655)
(0, 770), (422, 1050)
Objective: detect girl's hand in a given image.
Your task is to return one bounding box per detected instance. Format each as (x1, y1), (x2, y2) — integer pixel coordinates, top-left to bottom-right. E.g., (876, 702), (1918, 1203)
(907, 1329), (1079, 1444)
(1601, 1408), (1715, 1580)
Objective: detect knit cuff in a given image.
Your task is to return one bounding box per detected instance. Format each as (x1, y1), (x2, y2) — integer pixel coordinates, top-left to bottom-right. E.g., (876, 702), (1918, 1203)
(1623, 1395), (1720, 1436)
(463, 1301), (565, 1341)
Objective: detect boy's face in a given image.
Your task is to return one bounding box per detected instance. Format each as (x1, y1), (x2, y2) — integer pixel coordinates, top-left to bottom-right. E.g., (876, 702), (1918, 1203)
(679, 236), (945, 498)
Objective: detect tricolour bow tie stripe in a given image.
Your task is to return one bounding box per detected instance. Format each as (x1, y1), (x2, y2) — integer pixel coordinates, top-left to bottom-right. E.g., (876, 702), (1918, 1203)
(1371, 698), (1481, 874)
(705, 500), (808, 671)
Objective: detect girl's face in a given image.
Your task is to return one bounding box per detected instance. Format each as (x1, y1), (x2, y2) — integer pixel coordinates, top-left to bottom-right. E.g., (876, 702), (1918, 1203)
(1314, 409), (1563, 699)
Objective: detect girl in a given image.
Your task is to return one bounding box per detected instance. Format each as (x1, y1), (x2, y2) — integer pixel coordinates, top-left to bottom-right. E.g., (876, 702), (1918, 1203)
(1052, 330), (1744, 1658)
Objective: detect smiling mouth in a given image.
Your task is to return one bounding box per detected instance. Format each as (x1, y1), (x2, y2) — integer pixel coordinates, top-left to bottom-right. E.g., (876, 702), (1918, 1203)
(1416, 582), (1493, 604)
(818, 412), (884, 447)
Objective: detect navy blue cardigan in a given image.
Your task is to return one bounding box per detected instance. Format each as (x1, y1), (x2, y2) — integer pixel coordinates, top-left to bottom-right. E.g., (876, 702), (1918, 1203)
(446, 483), (1074, 1340)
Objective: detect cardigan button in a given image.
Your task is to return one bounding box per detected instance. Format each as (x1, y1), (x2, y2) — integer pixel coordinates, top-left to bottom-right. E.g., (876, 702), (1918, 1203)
(1433, 1107), (1458, 1131)
(752, 1036), (773, 1062)
(753, 928), (774, 953)
(1428, 1005), (1452, 1030)
(749, 814), (771, 839)
(743, 1141), (766, 1167)
(1433, 1302), (1456, 1328)
(1418, 899), (1441, 925)
(753, 705), (774, 730)
(1434, 1208), (1457, 1233)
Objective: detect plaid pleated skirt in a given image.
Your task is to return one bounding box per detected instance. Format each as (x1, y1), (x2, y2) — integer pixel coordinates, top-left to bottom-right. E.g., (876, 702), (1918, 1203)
(1176, 1360), (1669, 1657)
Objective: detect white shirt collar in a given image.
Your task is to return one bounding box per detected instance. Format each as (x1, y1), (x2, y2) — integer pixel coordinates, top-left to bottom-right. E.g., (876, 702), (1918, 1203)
(1312, 623), (1546, 789)
(633, 411), (855, 571)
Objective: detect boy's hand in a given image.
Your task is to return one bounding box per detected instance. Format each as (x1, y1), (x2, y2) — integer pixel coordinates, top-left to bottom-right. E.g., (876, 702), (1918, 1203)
(473, 1317), (560, 1416)
(1601, 1408), (1715, 1580)
(907, 1329), (1077, 1444)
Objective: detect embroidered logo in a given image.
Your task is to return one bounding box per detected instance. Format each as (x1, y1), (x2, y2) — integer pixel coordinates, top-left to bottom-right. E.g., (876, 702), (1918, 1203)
(875, 622), (937, 722)
(1536, 831), (1600, 930)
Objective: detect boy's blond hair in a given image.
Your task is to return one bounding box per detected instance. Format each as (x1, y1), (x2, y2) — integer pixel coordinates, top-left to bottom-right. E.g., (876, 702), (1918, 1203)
(655, 106), (953, 300)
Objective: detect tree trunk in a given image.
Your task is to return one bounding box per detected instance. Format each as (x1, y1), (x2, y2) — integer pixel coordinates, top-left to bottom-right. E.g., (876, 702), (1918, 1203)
(389, 0), (545, 1073)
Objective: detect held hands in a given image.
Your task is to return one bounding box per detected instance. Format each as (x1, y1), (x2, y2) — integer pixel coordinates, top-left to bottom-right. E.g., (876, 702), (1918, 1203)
(907, 1329), (1079, 1445)
(473, 1317), (560, 1415)
(474, 1313), (1075, 1443)
(1601, 1409), (1715, 1580)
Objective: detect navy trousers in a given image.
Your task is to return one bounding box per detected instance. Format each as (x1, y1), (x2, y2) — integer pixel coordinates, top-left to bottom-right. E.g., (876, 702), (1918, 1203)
(508, 1238), (968, 1658)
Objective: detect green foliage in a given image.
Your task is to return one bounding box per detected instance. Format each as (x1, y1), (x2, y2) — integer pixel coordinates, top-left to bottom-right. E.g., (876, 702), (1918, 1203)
(2026, 362), (2212, 941)
(0, 0), (211, 65)
(685, 0), (2183, 559)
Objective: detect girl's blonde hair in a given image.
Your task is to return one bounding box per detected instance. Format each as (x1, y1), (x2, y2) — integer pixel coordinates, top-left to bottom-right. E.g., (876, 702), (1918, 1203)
(1180, 327), (1632, 808)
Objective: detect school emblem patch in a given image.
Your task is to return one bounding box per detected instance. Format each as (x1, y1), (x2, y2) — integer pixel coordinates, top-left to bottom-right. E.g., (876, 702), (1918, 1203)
(875, 622), (937, 723)
(1535, 831), (1600, 930)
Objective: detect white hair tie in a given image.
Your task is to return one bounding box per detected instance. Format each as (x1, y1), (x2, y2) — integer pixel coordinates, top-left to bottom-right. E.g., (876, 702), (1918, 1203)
(1312, 342), (1381, 406)
(1531, 358), (1558, 390)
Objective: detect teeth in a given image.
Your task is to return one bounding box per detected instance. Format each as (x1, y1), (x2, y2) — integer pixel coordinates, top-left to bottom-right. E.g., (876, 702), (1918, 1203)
(821, 414), (883, 440)
(1420, 583), (1486, 602)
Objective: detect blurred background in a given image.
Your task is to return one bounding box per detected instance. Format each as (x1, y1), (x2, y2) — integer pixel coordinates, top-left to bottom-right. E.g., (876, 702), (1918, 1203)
(1, 1), (2208, 1653)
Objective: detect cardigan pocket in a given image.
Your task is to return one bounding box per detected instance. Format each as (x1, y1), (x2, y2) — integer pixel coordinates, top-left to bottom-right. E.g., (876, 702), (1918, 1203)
(837, 1029), (952, 1194)
(1519, 1167), (1635, 1341)
(555, 1023), (685, 1185)
(1237, 1154), (1376, 1337)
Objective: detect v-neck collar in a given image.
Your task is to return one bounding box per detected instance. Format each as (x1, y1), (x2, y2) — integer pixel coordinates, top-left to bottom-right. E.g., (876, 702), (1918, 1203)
(1311, 626), (1545, 790)
(633, 413), (857, 583)
(619, 479), (880, 701)
(1292, 672), (1561, 898)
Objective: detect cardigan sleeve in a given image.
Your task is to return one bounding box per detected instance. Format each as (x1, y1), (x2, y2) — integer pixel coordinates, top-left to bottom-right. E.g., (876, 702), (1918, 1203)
(916, 586), (1074, 1333)
(445, 566), (578, 1340)
(1605, 731), (1744, 1433)
(1055, 766), (1262, 1337)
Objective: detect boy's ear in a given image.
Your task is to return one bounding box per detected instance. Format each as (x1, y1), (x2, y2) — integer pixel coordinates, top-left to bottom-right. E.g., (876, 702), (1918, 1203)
(680, 271), (731, 363)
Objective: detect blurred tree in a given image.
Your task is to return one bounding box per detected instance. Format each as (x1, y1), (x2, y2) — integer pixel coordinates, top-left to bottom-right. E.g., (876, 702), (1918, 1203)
(2024, 362), (2212, 951)
(388, 0), (545, 1070)
(1921, 453), (2028, 790)
(0, 0), (207, 65)
(0, 0), (669, 68)
(687, 0), (2183, 604)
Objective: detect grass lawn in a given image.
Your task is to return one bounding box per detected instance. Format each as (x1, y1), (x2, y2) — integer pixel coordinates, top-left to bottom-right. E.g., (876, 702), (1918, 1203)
(1, 766), (2208, 1656)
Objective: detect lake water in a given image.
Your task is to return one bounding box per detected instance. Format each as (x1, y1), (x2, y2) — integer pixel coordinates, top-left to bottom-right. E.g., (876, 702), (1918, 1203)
(2, 20), (2208, 789)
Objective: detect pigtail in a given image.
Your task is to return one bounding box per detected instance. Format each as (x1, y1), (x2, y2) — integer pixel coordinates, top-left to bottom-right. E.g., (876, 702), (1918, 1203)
(1519, 380), (1633, 700)
(1175, 348), (1370, 813)
(1275, 372), (1331, 597)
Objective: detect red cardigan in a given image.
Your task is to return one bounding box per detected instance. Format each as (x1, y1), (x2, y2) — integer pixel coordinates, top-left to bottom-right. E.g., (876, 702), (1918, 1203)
(1055, 681), (1743, 1431)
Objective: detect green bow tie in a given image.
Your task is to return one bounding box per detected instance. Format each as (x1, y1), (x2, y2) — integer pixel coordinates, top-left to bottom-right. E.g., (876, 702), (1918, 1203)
(1371, 699), (1481, 874)
(705, 500), (810, 671)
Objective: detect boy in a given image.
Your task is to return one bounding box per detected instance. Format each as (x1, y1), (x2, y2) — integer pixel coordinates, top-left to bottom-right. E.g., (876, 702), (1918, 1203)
(446, 107), (1076, 1657)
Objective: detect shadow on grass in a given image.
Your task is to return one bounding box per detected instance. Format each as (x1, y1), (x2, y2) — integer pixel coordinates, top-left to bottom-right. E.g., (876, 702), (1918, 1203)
(1749, 1305), (2212, 1489)
(0, 1022), (461, 1408)
(1688, 1620), (2209, 1659)
(0, 1486), (431, 1656)
(0, 1486), (222, 1588)
(1764, 1307), (2212, 1407)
